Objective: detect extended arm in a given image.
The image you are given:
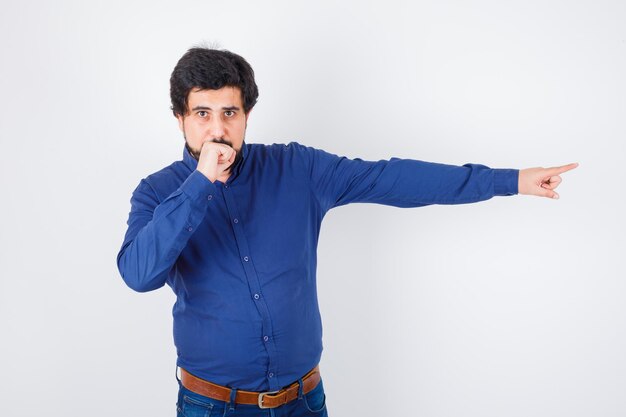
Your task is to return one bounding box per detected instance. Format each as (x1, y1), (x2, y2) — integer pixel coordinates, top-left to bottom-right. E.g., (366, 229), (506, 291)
(303, 144), (519, 212)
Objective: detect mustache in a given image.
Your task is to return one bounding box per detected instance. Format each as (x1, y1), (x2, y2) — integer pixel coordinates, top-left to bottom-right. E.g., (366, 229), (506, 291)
(210, 137), (232, 147)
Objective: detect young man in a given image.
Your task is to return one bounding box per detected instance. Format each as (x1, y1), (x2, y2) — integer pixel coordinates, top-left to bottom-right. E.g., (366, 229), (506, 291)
(116, 47), (578, 416)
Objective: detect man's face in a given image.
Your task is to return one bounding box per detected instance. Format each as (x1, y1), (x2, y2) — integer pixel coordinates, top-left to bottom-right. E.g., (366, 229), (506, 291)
(176, 86), (250, 173)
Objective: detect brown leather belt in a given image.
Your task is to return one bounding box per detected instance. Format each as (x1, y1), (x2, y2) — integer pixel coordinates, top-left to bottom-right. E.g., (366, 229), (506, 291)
(180, 365), (321, 409)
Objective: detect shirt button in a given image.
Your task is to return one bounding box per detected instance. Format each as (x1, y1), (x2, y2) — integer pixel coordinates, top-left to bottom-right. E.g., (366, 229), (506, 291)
(207, 195), (212, 200)
(243, 256), (249, 262)
(263, 335), (269, 342)
(233, 218), (238, 223)
(187, 227), (193, 232)
(268, 373), (274, 378)
(225, 185), (229, 189)
(253, 293), (260, 300)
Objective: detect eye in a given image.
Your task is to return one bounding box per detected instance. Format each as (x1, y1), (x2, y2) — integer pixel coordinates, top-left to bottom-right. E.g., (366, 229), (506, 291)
(224, 110), (235, 117)
(197, 111), (208, 117)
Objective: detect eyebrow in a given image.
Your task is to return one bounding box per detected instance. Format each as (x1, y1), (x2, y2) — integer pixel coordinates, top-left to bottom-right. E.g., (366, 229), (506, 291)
(191, 105), (241, 111)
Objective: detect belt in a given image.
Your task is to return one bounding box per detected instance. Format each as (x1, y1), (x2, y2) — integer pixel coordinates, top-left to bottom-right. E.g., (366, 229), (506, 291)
(180, 365), (321, 409)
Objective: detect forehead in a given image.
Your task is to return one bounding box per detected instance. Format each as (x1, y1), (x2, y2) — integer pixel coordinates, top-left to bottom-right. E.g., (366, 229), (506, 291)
(187, 86), (243, 106)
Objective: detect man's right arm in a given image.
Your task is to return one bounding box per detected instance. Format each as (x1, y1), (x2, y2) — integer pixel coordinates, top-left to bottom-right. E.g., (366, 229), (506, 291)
(116, 170), (217, 292)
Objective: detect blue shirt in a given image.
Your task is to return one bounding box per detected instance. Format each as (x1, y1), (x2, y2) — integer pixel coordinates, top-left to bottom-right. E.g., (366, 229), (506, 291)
(116, 140), (519, 391)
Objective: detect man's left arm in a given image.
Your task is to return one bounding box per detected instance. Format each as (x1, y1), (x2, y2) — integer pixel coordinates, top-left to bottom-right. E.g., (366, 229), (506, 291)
(299, 143), (578, 212)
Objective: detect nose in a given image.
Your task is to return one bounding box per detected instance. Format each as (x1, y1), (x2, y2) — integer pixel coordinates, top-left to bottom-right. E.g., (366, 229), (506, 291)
(208, 116), (226, 138)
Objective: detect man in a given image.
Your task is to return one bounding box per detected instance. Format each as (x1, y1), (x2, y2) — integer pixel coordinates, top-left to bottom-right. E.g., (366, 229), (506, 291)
(116, 47), (578, 417)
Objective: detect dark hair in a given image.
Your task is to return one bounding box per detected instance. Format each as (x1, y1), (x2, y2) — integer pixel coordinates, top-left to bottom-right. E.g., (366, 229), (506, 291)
(169, 47), (259, 117)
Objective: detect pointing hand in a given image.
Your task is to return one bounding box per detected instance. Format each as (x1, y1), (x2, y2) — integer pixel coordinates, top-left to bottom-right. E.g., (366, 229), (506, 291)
(518, 163), (579, 199)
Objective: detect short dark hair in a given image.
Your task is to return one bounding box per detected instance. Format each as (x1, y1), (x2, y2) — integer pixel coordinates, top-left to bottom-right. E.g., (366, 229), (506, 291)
(169, 47), (259, 117)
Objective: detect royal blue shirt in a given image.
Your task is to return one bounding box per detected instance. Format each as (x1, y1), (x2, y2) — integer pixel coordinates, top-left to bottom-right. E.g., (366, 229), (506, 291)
(116, 140), (518, 391)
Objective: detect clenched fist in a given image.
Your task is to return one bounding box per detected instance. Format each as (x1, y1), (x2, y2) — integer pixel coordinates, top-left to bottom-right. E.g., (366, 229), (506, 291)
(196, 141), (237, 183)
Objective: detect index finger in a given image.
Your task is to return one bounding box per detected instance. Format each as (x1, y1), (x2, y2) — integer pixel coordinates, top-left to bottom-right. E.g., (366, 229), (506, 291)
(547, 162), (579, 175)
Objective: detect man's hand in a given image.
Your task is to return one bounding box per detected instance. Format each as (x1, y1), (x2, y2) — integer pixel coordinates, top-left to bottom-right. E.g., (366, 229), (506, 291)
(197, 141), (237, 183)
(518, 162), (579, 199)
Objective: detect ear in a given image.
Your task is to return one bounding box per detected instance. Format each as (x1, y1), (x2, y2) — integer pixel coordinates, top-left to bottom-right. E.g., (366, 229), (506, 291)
(176, 114), (184, 132)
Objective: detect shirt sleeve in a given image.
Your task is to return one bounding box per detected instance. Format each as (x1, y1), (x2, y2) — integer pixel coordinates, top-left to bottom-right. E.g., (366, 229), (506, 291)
(303, 144), (519, 212)
(116, 170), (217, 292)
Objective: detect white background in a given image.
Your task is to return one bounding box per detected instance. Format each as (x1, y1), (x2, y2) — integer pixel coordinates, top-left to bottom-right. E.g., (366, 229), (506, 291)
(1, 1), (624, 416)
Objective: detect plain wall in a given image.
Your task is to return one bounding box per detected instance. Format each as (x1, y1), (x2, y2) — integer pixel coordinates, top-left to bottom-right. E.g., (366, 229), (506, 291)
(1, 1), (623, 416)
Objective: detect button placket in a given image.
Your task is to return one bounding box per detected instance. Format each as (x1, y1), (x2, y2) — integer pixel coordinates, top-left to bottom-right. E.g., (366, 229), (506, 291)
(221, 183), (281, 391)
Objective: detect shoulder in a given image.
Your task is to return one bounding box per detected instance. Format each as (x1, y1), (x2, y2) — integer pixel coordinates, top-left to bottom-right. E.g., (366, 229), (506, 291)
(250, 140), (309, 154)
(140, 161), (190, 202)
(249, 140), (315, 164)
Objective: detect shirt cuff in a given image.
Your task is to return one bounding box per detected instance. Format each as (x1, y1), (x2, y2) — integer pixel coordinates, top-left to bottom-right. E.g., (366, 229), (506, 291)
(493, 168), (519, 196)
(180, 169), (218, 203)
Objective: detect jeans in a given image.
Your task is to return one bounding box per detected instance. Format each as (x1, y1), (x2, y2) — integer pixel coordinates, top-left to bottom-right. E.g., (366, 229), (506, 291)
(175, 371), (329, 417)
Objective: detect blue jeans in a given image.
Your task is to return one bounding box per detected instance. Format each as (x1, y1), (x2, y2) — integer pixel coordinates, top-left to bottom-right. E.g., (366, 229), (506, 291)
(175, 371), (329, 417)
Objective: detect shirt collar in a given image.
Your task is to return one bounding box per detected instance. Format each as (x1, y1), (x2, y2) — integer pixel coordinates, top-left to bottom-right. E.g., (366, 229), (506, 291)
(182, 140), (248, 180)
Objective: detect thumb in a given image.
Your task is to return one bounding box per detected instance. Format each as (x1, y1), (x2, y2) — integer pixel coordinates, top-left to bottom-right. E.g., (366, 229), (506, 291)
(539, 183), (559, 199)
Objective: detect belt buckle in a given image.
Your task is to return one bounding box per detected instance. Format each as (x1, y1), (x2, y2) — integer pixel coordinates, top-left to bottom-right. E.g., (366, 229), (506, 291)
(258, 389), (281, 409)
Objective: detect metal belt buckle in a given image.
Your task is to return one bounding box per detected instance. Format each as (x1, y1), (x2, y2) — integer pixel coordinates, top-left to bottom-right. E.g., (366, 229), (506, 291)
(258, 389), (281, 409)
